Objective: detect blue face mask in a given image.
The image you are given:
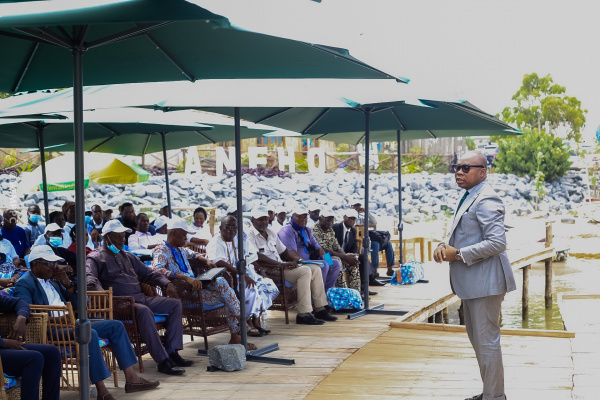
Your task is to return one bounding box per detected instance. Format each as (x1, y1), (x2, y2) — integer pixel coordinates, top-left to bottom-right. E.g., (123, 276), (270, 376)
(29, 214), (42, 223)
(85, 216), (92, 225)
(106, 237), (120, 254)
(48, 236), (62, 247)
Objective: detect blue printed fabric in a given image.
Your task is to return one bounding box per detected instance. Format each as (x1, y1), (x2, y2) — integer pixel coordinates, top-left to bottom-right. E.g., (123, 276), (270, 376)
(4, 374), (19, 390)
(326, 287), (363, 311)
(390, 261), (425, 285)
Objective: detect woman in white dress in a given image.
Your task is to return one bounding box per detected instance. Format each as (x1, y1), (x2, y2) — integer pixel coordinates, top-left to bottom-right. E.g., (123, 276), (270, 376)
(206, 215), (279, 336)
(187, 207), (212, 253)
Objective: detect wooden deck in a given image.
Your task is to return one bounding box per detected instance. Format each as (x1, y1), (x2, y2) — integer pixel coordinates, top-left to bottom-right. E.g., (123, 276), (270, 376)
(59, 243), (581, 400)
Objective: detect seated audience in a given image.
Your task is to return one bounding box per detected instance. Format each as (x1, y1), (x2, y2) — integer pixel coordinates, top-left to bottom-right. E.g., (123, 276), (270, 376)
(2, 209), (29, 259)
(248, 208), (336, 325)
(153, 216), (169, 243)
(88, 204), (109, 247)
(117, 203), (155, 242)
(187, 207), (212, 252)
(0, 294), (62, 400)
(0, 228), (24, 270)
(0, 253), (21, 290)
(86, 220), (192, 375)
(271, 206), (287, 234)
(61, 201), (94, 251)
(128, 213), (161, 251)
(151, 218), (256, 348)
(351, 202), (393, 282)
(277, 208), (342, 292)
(308, 204), (321, 226)
(206, 216), (279, 337)
(102, 206), (113, 222)
(36, 223), (77, 273)
(312, 209), (361, 292)
(14, 245), (159, 398)
(67, 225), (92, 255)
(151, 204), (170, 226)
(21, 205), (46, 246)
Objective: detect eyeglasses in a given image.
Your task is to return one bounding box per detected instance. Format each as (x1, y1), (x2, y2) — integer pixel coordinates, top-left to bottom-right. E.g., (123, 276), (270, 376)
(222, 225), (238, 231)
(38, 260), (58, 267)
(451, 164), (486, 173)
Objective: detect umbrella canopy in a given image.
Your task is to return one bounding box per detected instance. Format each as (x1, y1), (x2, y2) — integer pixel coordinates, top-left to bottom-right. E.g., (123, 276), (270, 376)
(0, 0), (403, 94)
(89, 158), (149, 185)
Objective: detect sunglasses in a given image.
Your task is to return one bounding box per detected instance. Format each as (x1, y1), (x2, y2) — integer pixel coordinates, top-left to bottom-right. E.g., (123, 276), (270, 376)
(451, 164), (486, 173)
(38, 260), (58, 267)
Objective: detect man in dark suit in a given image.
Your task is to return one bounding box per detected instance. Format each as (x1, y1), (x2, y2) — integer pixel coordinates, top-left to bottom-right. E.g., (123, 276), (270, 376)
(332, 209), (378, 295)
(0, 294), (61, 400)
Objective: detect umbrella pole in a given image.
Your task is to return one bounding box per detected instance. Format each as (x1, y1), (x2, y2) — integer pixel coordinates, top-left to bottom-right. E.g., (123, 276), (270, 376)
(348, 110), (407, 320)
(397, 129), (403, 264)
(36, 125), (50, 223)
(197, 108), (293, 366)
(72, 42), (91, 400)
(160, 133), (173, 218)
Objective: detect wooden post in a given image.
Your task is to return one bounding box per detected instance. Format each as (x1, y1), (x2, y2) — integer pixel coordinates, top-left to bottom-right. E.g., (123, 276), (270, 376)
(545, 222), (553, 309)
(442, 307), (449, 324)
(522, 265), (530, 320)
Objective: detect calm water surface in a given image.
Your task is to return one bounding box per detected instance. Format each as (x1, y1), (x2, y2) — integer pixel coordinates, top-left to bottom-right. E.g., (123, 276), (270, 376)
(447, 257), (600, 330)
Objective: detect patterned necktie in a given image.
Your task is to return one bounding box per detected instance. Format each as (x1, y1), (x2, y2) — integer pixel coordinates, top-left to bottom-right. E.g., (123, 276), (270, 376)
(455, 191), (470, 215)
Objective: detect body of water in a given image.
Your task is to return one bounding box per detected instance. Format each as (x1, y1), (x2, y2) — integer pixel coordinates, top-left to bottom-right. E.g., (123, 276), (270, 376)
(446, 257), (600, 330)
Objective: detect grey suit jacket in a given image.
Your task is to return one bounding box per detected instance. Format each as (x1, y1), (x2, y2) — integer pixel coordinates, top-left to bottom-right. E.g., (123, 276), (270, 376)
(447, 181), (516, 300)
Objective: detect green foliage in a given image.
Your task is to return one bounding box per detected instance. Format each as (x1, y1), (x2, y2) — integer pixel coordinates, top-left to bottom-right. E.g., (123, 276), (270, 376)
(176, 157), (186, 173)
(465, 137), (476, 150)
(17, 162), (35, 173)
(495, 128), (571, 180)
(400, 146), (448, 174)
(0, 150), (18, 168)
(501, 72), (587, 142)
(0, 92), (11, 100)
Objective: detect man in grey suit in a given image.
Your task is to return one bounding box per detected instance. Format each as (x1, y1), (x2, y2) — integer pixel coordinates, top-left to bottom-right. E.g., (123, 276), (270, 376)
(434, 151), (516, 400)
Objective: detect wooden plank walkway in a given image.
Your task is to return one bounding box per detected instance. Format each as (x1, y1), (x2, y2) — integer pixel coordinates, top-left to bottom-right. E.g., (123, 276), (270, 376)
(306, 323), (574, 400)
(58, 244), (570, 400)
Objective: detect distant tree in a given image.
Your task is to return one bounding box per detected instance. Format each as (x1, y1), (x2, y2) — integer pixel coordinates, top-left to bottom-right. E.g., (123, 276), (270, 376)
(495, 128), (571, 181)
(0, 92), (11, 99)
(501, 73), (587, 142)
(465, 137), (476, 150)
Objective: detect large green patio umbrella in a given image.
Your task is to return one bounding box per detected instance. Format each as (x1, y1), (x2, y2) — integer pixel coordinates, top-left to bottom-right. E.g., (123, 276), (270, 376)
(0, 0), (403, 379)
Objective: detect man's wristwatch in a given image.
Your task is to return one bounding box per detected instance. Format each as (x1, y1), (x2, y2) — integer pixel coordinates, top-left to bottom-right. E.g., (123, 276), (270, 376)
(455, 249), (462, 261)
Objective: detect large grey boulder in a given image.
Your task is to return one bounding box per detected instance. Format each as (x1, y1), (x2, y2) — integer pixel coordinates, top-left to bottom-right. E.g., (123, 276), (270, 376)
(208, 344), (246, 372)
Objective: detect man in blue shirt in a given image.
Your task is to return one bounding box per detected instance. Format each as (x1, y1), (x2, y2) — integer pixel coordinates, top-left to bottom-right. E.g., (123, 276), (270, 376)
(20, 205), (46, 246)
(2, 209), (30, 259)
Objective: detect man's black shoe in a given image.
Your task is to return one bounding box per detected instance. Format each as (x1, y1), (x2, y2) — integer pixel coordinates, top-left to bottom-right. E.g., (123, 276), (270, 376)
(369, 278), (386, 286)
(169, 351), (194, 367)
(465, 394), (483, 400)
(362, 290), (378, 297)
(296, 313), (325, 325)
(157, 358), (186, 375)
(313, 309), (338, 321)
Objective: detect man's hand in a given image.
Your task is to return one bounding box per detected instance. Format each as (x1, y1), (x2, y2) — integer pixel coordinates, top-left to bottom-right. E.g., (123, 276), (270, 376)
(7, 315), (27, 341)
(283, 261), (298, 270)
(53, 266), (72, 287)
(341, 254), (359, 267)
(244, 275), (256, 289)
(185, 276), (202, 291)
(0, 278), (14, 288)
(2, 338), (25, 350)
(433, 244), (458, 263)
(165, 283), (179, 299)
(205, 260), (217, 269)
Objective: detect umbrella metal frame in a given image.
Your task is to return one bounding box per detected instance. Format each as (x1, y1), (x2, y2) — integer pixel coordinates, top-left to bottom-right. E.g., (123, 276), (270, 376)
(197, 108), (294, 366)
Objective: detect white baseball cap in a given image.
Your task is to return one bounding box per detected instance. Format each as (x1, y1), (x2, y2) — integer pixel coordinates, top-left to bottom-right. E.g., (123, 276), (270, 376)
(29, 245), (65, 262)
(292, 206), (307, 215)
(320, 208), (335, 218)
(154, 215), (169, 229)
(251, 207), (269, 219)
(308, 202), (321, 212)
(102, 219), (132, 235)
(167, 218), (195, 234)
(344, 209), (359, 218)
(44, 223), (63, 233)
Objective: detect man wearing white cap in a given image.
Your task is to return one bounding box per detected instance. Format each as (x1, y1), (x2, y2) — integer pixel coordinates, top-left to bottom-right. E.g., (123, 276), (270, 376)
(15, 245), (159, 397)
(249, 208), (336, 325)
(206, 215), (279, 337)
(271, 206), (287, 234)
(277, 207), (342, 293)
(312, 209), (361, 292)
(151, 218), (255, 349)
(153, 216), (169, 243)
(307, 203), (321, 226)
(86, 220), (191, 376)
(35, 223), (77, 272)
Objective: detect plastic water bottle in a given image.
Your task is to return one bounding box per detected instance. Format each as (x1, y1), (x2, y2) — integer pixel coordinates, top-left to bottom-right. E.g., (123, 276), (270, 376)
(260, 312), (268, 330)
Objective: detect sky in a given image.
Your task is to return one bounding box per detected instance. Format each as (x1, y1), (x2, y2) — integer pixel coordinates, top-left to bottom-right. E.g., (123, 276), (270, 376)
(194, 0), (600, 143)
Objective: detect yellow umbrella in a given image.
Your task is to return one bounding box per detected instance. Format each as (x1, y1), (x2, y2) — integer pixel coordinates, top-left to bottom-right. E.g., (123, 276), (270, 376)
(89, 159), (149, 185)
